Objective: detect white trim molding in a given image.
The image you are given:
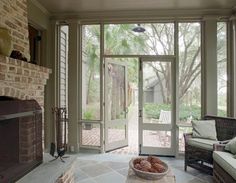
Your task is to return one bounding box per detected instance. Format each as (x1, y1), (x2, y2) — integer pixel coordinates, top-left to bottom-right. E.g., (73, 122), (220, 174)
(29, 0), (50, 16)
(50, 8), (233, 22)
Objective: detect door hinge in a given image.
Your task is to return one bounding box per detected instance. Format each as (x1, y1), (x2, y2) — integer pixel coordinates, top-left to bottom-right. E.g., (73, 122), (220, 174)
(139, 110), (142, 118)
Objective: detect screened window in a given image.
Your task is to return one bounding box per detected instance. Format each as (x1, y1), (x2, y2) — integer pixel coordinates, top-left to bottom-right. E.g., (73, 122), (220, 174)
(178, 22), (201, 152)
(104, 23), (174, 55)
(178, 22), (201, 123)
(217, 22), (227, 116)
(81, 25), (101, 121)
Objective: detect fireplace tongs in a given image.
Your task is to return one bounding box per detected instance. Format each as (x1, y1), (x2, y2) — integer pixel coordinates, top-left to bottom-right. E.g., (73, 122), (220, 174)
(49, 142), (69, 163)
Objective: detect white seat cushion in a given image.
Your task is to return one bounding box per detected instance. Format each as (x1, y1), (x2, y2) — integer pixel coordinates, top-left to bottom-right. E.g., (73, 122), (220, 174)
(188, 138), (218, 150)
(213, 151), (236, 180)
(225, 137), (236, 154)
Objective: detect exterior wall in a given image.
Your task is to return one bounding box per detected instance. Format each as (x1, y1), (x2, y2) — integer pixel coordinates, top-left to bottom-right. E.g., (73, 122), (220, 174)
(144, 90), (153, 103)
(0, 0), (30, 60)
(153, 85), (163, 104)
(144, 85), (163, 104)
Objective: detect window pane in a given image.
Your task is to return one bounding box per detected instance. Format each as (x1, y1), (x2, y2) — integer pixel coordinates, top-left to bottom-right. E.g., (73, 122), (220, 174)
(178, 22), (201, 125)
(217, 22), (227, 116)
(82, 25), (101, 120)
(105, 23), (174, 55)
(143, 61), (172, 124)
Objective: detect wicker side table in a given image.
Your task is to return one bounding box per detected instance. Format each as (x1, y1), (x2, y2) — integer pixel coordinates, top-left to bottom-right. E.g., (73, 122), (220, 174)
(126, 168), (176, 183)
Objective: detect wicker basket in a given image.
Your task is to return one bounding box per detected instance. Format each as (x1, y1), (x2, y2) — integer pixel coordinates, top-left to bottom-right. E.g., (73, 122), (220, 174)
(129, 158), (169, 180)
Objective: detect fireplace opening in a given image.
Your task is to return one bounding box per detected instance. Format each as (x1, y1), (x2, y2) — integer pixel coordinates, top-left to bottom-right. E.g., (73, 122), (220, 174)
(0, 97), (43, 182)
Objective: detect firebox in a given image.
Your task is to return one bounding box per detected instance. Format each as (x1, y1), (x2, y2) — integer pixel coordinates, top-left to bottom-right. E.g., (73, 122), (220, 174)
(0, 96), (43, 182)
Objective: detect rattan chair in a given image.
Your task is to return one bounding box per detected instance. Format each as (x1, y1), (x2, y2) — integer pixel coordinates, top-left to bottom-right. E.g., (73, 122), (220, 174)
(184, 115), (236, 174)
(213, 143), (236, 183)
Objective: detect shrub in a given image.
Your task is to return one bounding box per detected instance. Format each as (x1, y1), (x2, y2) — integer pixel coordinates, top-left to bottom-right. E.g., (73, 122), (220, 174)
(144, 103), (170, 119)
(144, 103), (202, 120)
(83, 110), (94, 120)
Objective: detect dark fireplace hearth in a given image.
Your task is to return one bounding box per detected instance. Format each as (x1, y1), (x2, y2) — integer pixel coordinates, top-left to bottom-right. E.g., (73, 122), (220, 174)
(0, 97), (43, 182)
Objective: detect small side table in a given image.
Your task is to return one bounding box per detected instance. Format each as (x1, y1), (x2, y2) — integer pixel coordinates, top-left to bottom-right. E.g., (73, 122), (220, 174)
(126, 168), (176, 183)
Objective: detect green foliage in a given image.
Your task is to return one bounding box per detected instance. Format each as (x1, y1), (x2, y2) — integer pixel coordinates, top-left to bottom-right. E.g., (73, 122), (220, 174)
(83, 110), (94, 120)
(217, 109), (227, 117)
(144, 103), (201, 120)
(144, 103), (171, 119)
(179, 105), (201, 120)
(144, 103), (227, 121)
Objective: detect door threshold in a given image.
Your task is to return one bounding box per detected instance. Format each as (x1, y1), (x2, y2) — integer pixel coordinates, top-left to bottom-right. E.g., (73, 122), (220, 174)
(105, 145), (128, 153)
(139, 153), (175, 158)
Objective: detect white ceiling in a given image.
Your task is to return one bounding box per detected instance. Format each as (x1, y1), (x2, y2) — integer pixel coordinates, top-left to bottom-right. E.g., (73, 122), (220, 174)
(37, 0), (236, 14)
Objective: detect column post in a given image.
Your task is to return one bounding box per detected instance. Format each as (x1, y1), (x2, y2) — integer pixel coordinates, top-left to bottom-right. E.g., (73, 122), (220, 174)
(203, 17), (217, 115)
(67, 19), (80, 152)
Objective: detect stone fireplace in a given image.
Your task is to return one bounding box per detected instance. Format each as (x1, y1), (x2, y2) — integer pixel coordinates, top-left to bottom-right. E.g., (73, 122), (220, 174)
(0, 55), (51, 181)
(0, 0), (52, 181)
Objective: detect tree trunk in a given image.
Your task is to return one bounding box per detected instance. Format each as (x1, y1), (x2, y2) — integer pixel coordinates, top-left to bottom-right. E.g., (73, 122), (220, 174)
(86, 70), (94, 104)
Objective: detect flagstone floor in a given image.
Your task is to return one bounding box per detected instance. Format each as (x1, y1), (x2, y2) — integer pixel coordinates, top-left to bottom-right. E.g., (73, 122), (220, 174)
(73, 153), (213, 183)
(18, 153), (213, 183)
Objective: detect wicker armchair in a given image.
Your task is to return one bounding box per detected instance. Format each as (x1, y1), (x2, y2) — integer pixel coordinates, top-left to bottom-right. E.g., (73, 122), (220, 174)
(184, 115), (236, 174)
(213, 143), (236, 183)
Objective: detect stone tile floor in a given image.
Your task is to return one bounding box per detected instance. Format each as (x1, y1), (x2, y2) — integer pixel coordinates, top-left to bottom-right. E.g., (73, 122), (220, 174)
(73, 153), (213, 183)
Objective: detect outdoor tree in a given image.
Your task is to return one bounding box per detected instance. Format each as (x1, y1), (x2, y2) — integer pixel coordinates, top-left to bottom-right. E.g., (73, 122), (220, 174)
(217, 22), (227, 116)
(104, 23), (201, 105)
(83, 22), (227, 120)
(82, 25), (100, 119)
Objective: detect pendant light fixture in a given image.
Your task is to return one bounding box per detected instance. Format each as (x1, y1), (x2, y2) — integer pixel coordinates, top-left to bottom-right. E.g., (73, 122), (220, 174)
(132, 24), (146, 33)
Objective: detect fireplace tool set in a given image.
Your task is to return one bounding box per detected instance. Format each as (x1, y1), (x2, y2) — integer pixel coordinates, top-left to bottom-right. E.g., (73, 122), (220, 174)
(50, 107), (69, 162)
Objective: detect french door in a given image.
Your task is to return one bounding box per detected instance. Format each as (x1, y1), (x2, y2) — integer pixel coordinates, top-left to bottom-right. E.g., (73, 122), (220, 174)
(139, 56), (176, 156)
(104, 59), (128, 152)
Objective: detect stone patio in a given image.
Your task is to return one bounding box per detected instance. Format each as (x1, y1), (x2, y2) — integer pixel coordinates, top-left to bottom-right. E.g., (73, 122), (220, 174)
(81, 105), (186, 154)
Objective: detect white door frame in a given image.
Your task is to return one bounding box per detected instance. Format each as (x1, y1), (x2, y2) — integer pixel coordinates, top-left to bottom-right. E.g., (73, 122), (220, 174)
(138, 55), (177, 156)
(104, 59), (129, 152)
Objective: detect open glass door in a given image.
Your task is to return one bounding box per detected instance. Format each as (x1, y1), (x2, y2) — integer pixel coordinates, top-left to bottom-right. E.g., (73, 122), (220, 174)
(104, 59), (128, 152)
(139, 57), (176, 156)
